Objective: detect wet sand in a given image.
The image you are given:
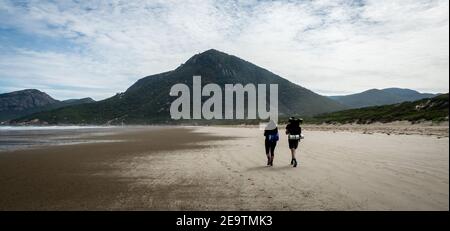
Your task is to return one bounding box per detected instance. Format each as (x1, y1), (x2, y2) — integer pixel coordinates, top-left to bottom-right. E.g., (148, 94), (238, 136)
(0, 125), (448, 210)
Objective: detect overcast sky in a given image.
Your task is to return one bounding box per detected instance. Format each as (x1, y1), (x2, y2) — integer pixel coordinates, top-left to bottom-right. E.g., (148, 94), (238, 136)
(0, 0), (448, 100)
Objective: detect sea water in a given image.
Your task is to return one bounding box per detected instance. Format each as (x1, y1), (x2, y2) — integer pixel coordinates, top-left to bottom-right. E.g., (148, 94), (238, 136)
(0, 126), (122, 152)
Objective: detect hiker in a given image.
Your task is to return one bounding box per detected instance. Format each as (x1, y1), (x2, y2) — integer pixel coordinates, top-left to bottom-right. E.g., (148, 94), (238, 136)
(264, 120), (279, 166)
(285, 117), (303, 167)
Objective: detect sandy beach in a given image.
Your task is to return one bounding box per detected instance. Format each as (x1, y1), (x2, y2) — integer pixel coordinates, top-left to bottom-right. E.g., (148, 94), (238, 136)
(0, 125), (448, 210)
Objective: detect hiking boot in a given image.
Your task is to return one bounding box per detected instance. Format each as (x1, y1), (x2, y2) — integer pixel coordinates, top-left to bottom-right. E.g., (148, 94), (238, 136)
(293, 159), (298, 167)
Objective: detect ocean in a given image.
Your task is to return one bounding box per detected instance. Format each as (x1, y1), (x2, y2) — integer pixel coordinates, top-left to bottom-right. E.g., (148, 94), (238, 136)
(0, 126), (122, 152)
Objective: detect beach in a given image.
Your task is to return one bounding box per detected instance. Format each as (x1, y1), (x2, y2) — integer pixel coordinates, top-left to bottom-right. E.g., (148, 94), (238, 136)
(0, 125), (448, 210)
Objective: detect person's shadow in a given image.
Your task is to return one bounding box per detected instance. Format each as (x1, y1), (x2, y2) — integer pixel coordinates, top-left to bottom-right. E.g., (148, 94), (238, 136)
(246, 165), (293, 172)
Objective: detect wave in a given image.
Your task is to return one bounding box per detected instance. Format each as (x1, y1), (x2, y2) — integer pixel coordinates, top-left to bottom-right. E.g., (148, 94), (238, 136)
(0, 125), (115, 131)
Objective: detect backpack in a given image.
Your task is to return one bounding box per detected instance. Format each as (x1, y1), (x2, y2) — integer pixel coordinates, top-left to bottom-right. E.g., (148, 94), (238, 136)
(268, 133), (279, 142)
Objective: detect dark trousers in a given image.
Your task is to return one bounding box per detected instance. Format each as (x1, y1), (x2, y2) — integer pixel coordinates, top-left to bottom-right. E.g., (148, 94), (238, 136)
(265, 140), (277, 156)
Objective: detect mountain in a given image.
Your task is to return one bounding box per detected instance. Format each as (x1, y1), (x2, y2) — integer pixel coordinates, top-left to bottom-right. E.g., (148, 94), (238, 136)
(382, 88), (436, 101)
(13, 49), (347, 125)
(0, 89), (95, 122)
(0, 89), (58, 121)
(329, 88), (437, 109)
(61, 98), (95, 105)
(311, 93), (448, 124)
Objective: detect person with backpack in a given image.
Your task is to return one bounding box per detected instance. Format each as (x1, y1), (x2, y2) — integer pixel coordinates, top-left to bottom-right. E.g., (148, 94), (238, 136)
(285, 117), (303, 167)
(264, 120), (279, 166)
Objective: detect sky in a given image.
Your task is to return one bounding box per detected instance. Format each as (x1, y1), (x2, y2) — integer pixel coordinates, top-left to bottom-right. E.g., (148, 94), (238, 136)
(0, 0), (448, 100)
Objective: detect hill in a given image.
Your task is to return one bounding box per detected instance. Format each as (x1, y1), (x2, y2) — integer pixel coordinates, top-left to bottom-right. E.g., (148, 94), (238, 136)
(330, 88), (437, 109)
(310, 93), (449, 124)
(13, 49), (347, 124)
(0, 89), (94, 122)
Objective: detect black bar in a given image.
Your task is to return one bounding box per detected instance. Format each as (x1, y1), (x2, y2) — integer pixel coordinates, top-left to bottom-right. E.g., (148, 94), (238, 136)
(0, 211), (448, 230)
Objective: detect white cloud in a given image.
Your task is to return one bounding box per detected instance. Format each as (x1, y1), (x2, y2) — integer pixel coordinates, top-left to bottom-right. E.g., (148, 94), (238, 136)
(0, 0), (448, 100)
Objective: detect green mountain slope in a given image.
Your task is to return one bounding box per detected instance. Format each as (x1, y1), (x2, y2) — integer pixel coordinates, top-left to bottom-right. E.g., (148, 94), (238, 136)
(310, 93), (449, 124)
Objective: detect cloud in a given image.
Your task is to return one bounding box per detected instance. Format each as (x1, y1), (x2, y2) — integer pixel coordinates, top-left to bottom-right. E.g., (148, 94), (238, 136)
(0, 0), (448, 99)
